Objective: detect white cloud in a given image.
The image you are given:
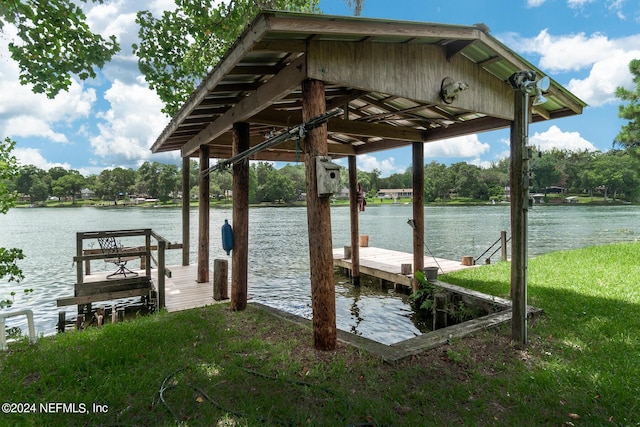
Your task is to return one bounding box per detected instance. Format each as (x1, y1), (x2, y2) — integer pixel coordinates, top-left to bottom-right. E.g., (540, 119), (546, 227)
(527, 0), (547, 7)
(3, 116), (69, 144)
(567, 0), (595, 8)
(566, 49), (639, 106)
(89, 79), (170, 165)
(424, 134), (491, 159)
(13, 147), (71, 171)
(0, 25), (97, 141)
(529, 125), (597, 151)
(503, 29), (640, 106)
(356, 154), (401, 176)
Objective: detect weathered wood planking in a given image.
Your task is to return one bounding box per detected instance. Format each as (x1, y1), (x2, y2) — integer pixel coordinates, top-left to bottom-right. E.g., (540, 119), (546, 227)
(333, 246), (476, 287)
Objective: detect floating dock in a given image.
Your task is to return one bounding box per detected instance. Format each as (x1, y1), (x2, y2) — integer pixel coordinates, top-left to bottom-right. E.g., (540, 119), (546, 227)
(332, 246), (476, 287)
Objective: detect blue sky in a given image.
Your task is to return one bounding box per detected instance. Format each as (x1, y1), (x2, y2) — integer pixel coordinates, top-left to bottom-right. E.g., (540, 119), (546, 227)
(1, 0), (639, 177)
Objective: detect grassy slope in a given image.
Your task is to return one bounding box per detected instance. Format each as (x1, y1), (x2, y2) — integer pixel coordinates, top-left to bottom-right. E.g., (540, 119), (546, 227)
(1, 243), (639, 426)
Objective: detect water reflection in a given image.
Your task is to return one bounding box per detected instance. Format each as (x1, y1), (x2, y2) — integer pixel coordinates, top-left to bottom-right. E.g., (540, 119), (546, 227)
(2, 204), (640, 344)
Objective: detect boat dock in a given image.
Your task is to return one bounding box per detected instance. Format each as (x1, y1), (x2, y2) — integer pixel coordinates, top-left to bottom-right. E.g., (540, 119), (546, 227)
(332, 246), (476, 288)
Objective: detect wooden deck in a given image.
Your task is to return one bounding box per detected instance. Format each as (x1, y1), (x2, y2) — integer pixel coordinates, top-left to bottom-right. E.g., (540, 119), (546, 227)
(70, 264), (228, 313)
(333, 246), (476, 287)
(161, 265), (227, 313)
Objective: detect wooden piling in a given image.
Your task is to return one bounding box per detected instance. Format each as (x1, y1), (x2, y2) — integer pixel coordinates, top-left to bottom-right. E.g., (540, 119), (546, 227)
(433, 292), (448, 330)
(76, 314), (84, 330)
(401, 264), (412, 275)
(412, 141), (425, 292)
(111, 305), (117, 324)
(197, 145), (210, 283)
(231, 122), (250, 311)
(359, 235), (369, 248)
(343, 246), (351, 259)
(57, 311), (66, 333)
(214, 259), (229, 301)
(348, 155), (360, 286)
(302, 78), (336, 351)
(501, 230), (508, 261)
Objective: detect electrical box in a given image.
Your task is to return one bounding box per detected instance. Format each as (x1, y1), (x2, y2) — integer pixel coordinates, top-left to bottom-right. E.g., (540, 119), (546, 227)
(316, 156), (341, 197)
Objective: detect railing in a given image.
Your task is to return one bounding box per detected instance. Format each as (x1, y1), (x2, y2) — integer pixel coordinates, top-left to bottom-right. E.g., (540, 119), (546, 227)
(474, 231), (510, 265)
(72, 229), (182, 309)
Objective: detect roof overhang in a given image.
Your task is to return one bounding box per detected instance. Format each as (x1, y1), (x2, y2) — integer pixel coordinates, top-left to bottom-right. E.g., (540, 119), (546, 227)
(151, 11), (586, 161)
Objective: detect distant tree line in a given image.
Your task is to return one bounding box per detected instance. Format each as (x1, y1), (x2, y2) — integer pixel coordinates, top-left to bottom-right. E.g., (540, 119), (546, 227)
(5, 147), (640, 205)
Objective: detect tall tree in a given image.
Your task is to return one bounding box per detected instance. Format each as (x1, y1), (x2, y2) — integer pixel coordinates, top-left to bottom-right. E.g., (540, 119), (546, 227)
(0, 138), (24, 288)
(615, 59), (640, 152)
(0, 0), (119, 98)
(134, 0), (320, 116)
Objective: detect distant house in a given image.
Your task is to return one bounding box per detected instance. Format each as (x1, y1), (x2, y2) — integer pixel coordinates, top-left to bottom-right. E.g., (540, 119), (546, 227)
(544, 186), (566, 194)
(80, 188), (95, 199)
(377, 189), (413, 199)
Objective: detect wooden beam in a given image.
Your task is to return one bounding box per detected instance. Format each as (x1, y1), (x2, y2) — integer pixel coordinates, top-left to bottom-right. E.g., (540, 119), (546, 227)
(348, 155), (360, 286)
(182, 55), (308, 157)
(231, 122), (250, 311)
(307, 40), (514, 120)
(302, 79), (337, 351)
(252, 109), (428, 142)
(181, 157), (190, 266)
(412, 142), (425, 292)
(510, 90), (529, 345)
(152, 14), (272, 153)
(198, 146), (210, 283)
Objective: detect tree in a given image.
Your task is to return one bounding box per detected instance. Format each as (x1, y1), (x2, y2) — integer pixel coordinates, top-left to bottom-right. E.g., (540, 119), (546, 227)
(53, 171), (86, 204)
(0, 138), (24, 288)
(0, 0), (120, 98)
(134, 0), (321, 116)
(94, 167), (135, 203)
(615, 59), (640, 151)
(530, 152), (562, 194)
(424, 161), (452, 201)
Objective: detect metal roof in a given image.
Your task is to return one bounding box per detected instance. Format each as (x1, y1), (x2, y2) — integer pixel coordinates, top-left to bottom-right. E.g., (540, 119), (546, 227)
(151, 11), (586, 161)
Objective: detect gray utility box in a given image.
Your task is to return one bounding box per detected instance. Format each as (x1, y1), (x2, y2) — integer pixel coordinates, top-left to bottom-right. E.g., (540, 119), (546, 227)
(316, 156), (341, 197)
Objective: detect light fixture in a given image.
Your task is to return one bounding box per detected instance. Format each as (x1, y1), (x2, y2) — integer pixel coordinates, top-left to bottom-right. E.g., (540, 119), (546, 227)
(440, 77), (469, 104)
(508, 71), (550, 106)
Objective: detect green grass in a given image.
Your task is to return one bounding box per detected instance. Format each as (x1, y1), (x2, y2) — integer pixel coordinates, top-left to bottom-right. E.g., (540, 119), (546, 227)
(1, 242), (640, 426)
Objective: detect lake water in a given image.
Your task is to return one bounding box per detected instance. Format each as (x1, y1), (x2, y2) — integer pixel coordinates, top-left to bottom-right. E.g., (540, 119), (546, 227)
(1, 203), (639, 345)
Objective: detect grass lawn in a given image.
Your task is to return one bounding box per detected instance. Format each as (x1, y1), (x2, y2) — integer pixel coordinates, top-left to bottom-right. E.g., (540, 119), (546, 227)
(1, 242), (639, 426)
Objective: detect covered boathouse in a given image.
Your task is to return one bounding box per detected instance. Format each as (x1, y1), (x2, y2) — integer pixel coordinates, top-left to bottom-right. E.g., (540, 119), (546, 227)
(150, 11), (585, 350)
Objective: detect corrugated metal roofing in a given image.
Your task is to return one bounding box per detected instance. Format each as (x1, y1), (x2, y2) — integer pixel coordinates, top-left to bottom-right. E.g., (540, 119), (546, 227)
(151, 11), (586, 161)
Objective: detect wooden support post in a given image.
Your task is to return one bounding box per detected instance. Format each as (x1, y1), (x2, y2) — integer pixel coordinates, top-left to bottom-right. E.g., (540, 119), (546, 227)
(111, 305), (117, 324)
(401, 264), (412, 275)
(76, 232), (83, 315)
(510, 88), (530, 345)
(57, 311), (66, 333)
(76, 314), (84, 331)
(198, 146), (210, 283)
(433, 292), (448, 330)
(461, 256), (474, 266)
(501, 230), (508, 262)
(182, 156), (190, 266)
(214, 259), (229, 301)
(412, 141), (425, 292)
(302, 79), (337, 351)
(343, 246), (351, 259)
(231, 122), (250, 311)
(145, 229), (151, 277)
(117, 308), (125, 323)
(158, 239), (166, 309)
(348, 155), (360, 286)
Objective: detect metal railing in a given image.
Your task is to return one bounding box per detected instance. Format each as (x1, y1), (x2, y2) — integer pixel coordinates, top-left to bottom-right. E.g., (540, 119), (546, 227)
(474, 231), (510, 265)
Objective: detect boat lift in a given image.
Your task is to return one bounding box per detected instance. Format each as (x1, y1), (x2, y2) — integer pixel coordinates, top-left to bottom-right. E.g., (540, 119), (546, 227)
(201, 108), (343, 176)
